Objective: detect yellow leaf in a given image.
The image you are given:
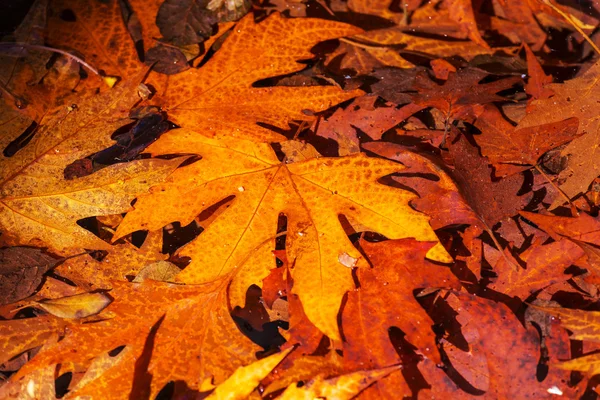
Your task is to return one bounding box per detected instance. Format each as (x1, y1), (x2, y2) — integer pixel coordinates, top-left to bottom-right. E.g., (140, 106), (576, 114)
(115, 131), (451, 341)
(132, 260), (181, 283)
(207, 348), (293, 400)
(35, 292), (112, 319)
(0, 73), (183, 254)
(278, 365), (400, 400)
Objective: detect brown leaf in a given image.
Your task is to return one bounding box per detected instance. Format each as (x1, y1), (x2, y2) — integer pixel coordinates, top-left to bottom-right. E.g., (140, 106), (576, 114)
(156, 0), (217, 46)
(363, 142), (479, 229)
(446, 131), (532, 230)
(0, 247), (61, 305)
(488, 240), (583, 298)
(316, 96), (422, 155)
(412, 68), (521, 121)
(344, 239), (460, 366)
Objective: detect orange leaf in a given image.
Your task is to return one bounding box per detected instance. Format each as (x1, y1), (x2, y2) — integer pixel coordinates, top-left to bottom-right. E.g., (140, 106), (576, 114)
(148, 13), (364, 142)
(14, 279), (259, 398)
(114, 132), (451, 341)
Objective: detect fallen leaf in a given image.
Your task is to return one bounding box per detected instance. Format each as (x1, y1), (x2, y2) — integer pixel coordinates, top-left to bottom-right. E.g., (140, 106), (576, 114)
(114, 131), (450, 341)
(443, 0), (489, 48)
(445, 130), (532, 231)
(473, 105), (580, 177)
(206, 347), (293, 399)
(316, 96), (423, 155)
(156, 0), (218, 46)
(412, 68), (521, 121)
(33, 292), (112, 319)
(0, 75), (182, 254)
(0, 247), (62, 305)
(132, 260), (181, 283)
(149, 13), (364, 142)
(488, 239), (583, 298)
(341, 238), (460, 397)
(13, 279), (259, 397)
(517, 61), (600, 206)
(278, 365), (400, 400)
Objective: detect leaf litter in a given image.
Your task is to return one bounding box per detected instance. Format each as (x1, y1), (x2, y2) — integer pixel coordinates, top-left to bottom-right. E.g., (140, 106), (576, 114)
(2, 0), (600, 398)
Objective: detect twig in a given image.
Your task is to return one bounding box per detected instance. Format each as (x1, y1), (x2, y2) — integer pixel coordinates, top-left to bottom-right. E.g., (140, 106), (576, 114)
(533, 164), (579, 216)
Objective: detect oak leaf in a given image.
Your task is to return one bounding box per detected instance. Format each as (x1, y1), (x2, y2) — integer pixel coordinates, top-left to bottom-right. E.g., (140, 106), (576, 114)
(535, 306), (600, 376)
(114, 131), (451, 341)
(412, 68), (521, 121)
(487, 239), (584, 298)
(206, 347), (292, 400)
(341, 239), (460, 397)
(444, 293), (573, 398)
(445, 131), (532, 231)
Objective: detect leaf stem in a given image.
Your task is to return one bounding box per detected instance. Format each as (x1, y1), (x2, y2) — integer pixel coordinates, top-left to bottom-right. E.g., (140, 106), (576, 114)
(533, 164), (579, 216)
(0, 42), (102, 77)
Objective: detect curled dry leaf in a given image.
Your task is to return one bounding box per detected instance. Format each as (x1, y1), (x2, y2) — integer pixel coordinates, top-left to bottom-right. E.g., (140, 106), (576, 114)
(33, 292), (112, 319)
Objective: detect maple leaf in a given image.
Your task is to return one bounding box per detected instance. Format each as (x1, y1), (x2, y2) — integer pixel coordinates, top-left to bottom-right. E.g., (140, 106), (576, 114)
(0, 76), (181, 254)
(473, 105), (580, 177)
(46, 0), (145, 78)
(11, 279), (259, 398)
(113, 131), (451, 341)
(516, 61), (600, 205)
(54, 229), (167, 289)
(148, 13), (364, 142)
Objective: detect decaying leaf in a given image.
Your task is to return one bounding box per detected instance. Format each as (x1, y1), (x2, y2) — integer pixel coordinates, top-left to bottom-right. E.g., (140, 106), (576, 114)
(0, 247), (62, 305)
